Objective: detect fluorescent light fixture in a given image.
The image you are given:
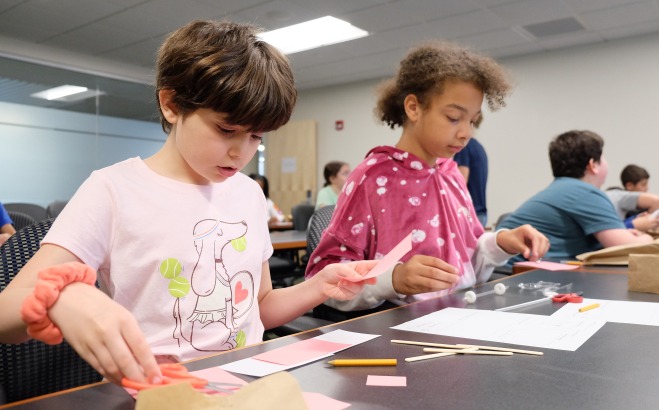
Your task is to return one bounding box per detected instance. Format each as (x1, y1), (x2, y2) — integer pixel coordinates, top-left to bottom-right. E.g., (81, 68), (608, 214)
(31, 85), (89, 101)
(259, 16), (368, 54)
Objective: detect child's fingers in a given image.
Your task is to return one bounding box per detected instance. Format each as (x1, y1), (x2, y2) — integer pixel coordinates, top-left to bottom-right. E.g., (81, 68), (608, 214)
(122, 325), (161, 384)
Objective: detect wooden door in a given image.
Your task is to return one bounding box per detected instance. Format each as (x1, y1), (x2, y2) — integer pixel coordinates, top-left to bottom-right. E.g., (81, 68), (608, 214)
(266, 120), (317, 218)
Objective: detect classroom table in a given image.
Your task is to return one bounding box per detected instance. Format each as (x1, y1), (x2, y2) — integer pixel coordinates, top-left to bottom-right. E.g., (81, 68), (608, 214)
(268, 221), (294, 231)
(6, 268), (659, 409)
(270, 229), (307, 251)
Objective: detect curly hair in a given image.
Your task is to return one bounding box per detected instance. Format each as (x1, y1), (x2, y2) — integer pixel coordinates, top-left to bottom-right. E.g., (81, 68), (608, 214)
(156, 20), (297, 134)
(375, 41), (512, 129)
(549, 130), (604, 178)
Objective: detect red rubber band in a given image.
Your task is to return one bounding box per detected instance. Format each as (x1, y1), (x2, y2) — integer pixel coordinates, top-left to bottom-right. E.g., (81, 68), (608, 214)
(20, 262), (97, 345)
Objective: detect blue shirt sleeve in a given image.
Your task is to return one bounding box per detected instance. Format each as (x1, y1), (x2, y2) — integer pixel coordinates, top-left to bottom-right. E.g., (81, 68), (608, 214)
(0, 203), (12, 226)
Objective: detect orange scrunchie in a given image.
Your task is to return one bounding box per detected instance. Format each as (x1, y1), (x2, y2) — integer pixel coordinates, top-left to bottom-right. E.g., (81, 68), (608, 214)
(20, 262), (97, 345)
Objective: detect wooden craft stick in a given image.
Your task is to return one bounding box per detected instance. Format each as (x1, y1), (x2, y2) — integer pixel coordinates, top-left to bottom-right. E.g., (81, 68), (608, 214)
(391, 339), (461, 349)
(405, 352), (456, 363)
(455, 344), (544, 356)
(423, 348), (512, 356)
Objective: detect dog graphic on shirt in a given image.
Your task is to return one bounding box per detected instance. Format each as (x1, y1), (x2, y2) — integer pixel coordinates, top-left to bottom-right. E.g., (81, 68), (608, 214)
(171, 219), (254, 351)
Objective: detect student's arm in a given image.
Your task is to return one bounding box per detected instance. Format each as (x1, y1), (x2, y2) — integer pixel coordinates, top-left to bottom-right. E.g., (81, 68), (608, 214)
(258, 260), (377, 329)
(594, 228), (653, 247)
(630, 213), (659, 231)
(0, 244), (161, 385)
(458, 165), (470, 182)
(636, 193), (659, 212)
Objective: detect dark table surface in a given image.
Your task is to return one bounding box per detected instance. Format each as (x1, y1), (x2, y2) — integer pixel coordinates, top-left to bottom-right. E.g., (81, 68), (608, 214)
(6, 268), (659, 410)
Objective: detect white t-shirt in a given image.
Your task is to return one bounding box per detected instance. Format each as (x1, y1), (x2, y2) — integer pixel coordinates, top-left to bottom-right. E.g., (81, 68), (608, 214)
(605, 189), (641, 219)
(44, 158), (272, 362)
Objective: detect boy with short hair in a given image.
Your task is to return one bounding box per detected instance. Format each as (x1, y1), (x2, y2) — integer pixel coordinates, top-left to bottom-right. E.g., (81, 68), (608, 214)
(606, 164), (659, 231)
(499, 130), (653, 261)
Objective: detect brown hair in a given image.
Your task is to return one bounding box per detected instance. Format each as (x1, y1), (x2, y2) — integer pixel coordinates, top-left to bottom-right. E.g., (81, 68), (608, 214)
(155, 20), (297, 134)
(621, 164), (650, 187)
(549, 130), (604, 178)
(375, 41), (511, 129)
(323, 161), (348, 187)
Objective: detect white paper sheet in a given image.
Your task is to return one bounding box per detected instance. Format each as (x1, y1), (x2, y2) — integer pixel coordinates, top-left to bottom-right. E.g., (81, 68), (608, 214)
(550, 298), (659, 326)
(391, 307), (605, 351)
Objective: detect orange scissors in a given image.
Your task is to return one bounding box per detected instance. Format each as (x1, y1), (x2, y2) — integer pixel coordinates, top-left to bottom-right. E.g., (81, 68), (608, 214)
(121, 363), (241, 394)
(551, 292), (583, 303)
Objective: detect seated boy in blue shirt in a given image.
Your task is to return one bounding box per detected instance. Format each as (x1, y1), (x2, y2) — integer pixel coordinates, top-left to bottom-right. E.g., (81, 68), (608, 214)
(499, 130), (653, 262)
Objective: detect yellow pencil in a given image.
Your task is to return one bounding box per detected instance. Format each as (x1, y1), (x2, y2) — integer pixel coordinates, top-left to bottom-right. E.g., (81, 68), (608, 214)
(327, 359), (397, 367)
(579, 303), (600, 312)
(560, 260), (583, 266)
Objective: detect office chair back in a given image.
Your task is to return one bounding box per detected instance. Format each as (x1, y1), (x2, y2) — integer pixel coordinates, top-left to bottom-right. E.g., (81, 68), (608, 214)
(291, 203), (315, 231)
(46, 200), (68, 219)
(306, 205), (336, 255)
(6, 211), (37, 232)
(0, 218), (102, 403)
(3, 203), (47, 222)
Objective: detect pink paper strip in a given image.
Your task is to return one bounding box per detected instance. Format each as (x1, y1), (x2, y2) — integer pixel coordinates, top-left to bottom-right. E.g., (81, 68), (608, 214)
(252, 338), (351, 366)
(514, 261), (580, 271)
(344, 232), (413, 282)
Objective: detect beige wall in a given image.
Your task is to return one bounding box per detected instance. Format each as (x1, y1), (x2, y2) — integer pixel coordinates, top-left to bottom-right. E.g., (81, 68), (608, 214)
(292, 31), (659, 225)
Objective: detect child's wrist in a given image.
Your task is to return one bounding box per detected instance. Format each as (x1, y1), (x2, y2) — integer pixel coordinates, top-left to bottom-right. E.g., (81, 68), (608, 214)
(20, 262), (97, 345)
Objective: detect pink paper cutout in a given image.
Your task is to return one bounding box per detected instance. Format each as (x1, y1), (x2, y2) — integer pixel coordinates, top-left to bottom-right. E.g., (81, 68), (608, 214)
(252, 338), (351, 366)
(514, 261), (580, 271)
(343, 233), (413, 282)
(123, 365), (248, 398)
(366, 375), (407, 387)
(303, 392), (351, 410)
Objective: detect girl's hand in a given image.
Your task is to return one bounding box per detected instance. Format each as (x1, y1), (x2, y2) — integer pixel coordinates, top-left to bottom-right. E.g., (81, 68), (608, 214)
(48, 283), (161, 386)
(317, 260), (378, 300)
(391, 255), (460, 295)
(496, 225), (550, 261)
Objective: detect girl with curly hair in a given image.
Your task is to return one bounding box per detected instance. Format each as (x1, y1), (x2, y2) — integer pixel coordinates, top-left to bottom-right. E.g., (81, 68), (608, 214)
(306, 41), (549, 314)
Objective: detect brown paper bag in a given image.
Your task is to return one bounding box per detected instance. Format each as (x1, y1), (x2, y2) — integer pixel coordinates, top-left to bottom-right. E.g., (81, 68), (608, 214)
(136, 371), (308, 410)
(628, 254), (659, 294)
(576, 239), (659, 266)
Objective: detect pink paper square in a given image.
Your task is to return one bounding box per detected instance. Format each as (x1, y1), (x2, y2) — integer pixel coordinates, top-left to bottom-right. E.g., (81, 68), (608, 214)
(366, 375), (407, 387)
(252, 338), (351, 366)
(303, 392), (351, 410)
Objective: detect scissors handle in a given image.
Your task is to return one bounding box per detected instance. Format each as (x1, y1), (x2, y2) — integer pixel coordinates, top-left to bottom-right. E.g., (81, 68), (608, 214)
(552, 293), (583, 303)
(121, 363), (208, 391)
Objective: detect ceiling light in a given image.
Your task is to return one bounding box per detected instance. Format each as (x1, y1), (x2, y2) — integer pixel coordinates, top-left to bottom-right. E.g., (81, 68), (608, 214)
(258, 16), (368, 54)
(31, 85), (89, 101)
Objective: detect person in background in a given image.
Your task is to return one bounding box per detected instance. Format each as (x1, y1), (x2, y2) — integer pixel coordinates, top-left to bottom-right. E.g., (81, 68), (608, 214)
(499, 130), (653, 263)
(454, 115), (488, 227)
(315, 161), (350, 210)
(249, 174), (287, 226)
(0, 20), (377, 387)
(0, 202), (16, 246)
(606, 164), (659, 232)
(306, 41), (549, 313)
